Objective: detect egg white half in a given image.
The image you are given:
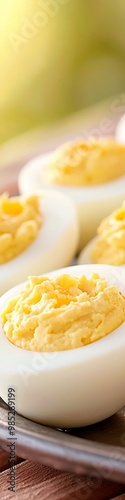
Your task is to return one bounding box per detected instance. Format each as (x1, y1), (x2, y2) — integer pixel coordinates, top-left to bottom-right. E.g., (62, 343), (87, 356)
(78, 236), (125, 269)
(0, 264), (125, 428)
(18, 152), (125, 251)
(0, 190), (79, 296)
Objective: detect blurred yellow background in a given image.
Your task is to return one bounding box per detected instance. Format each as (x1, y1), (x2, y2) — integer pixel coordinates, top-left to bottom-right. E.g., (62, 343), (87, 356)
(1, 0), (125, 145)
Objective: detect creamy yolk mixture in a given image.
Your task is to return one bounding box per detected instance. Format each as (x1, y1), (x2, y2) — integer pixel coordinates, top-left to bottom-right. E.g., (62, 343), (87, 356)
(1, 273), (125, 351)
(0, 194), (42, 264)
(91, 202), (125, 265)
(46, 138), (125, 186)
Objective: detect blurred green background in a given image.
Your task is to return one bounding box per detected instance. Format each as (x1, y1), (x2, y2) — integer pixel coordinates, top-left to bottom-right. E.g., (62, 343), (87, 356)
(1, 0), (125, 145)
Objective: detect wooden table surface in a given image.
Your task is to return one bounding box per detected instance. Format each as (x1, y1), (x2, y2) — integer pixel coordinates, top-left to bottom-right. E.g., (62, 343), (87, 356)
(1, 101), (125, 498)
(0, 448), (125, 500)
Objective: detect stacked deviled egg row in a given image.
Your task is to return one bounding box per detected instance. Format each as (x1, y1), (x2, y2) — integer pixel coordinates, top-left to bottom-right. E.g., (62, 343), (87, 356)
(1, 134), (125, 297)
(1, 133), (125, 429)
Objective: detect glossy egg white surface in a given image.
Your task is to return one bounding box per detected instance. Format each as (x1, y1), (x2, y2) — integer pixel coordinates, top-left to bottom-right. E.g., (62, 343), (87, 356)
(78, 237), (125, 269)
(18, 153), (125, 251)
(115, 114), (125, 144)
(0, 264), (125, 428)
(0, 190), (79, 296)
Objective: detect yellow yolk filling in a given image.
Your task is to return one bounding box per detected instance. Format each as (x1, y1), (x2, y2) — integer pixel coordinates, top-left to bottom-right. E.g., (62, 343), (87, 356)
(1, 273), (125, 351)
(0, 194), (42, 264)
(46, 138), (125, 186)
(91, 202), (125, 265)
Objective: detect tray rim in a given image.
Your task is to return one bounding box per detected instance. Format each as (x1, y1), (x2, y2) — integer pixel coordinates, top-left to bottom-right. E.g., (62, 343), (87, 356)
(0, 400), (125, 485)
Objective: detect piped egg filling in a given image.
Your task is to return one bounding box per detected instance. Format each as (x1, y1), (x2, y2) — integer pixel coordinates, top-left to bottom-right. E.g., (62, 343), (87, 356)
(0, 193), (42, 264)
(1, 273), (125, 351)
(91, 202), (125, 265)
(46, 138), (125, 186)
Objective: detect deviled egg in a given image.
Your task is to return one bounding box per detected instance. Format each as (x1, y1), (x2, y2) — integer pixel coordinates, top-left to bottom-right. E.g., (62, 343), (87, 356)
(18, 138), (125, 251)
(0, 264), (125, 428)
(78, 201), (125, 268)
(0, 191), (79, 295)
